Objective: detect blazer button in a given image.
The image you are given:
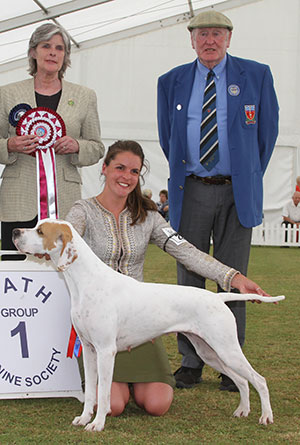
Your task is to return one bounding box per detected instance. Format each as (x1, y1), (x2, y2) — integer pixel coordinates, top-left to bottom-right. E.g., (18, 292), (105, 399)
(182, 159), (186, 164)
(179, 185), (183, 190)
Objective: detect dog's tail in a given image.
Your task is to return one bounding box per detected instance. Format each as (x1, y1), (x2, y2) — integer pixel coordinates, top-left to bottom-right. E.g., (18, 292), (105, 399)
(220, 293), (285, 303)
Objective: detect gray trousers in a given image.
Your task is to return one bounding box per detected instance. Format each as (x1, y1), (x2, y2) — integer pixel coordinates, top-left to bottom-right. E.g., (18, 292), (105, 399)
(177, 176), (252, 369)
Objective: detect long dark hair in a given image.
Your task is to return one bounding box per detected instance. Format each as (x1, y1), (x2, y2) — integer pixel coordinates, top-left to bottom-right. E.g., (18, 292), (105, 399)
(104, 140), (157, 225)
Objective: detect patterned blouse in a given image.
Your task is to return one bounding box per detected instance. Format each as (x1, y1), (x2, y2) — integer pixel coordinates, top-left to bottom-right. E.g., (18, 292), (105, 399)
(66, 197), (237, 290)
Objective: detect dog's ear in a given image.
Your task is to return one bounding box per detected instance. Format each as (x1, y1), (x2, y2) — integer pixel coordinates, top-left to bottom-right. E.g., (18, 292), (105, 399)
(57, 224), (78, 271)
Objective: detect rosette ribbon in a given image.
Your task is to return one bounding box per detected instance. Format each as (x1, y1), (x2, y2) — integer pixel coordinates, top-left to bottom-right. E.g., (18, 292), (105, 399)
(16, 108), (82, 357)
(17, 108), (83, 358)
(67, 325), (82, 358)
(16, 107), (65, 220)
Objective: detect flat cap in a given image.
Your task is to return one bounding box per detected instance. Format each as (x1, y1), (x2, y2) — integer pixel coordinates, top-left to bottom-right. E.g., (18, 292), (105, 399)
(187, 10), (233, 31)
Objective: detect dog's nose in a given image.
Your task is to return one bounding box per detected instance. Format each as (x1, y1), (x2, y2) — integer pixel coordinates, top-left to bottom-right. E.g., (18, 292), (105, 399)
(12, 228), (21, 240)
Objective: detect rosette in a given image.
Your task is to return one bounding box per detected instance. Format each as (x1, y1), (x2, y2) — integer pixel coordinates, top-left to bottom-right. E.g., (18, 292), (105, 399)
(9, 103), (32, 127)
(16, 106), (66, 151)
(16, 107), (66, 221)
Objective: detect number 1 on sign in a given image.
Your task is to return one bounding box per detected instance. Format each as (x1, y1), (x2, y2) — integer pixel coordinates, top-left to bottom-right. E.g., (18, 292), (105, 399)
(11, 321), (29, 358)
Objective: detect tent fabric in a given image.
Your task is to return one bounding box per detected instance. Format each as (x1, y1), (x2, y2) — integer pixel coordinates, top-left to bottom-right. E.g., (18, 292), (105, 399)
(0, 0), (300, 226)
(0, 0), (223, 66)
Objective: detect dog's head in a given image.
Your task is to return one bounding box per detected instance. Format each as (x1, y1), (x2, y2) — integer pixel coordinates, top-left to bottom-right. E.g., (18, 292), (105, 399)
(12, 219), (78, 271)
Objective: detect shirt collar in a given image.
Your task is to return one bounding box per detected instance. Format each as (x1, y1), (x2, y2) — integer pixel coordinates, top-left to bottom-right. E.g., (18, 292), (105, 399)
(196, 53), (227, 80)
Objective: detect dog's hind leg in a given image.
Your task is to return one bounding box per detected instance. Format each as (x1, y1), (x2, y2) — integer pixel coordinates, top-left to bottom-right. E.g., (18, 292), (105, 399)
(184, 333), (251, 418)
(241, 369), (273, 425)
(85, 346), (117, 432)
(72, 341), (97, 427)
(217, 358), (273, 424)
(185, 333), (273, 425)
(209, 345), (273, 424)
(225, 365), (273, 424)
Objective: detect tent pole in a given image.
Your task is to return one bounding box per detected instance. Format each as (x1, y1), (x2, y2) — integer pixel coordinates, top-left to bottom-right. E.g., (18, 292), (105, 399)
(33, 0), (80, 48)
(187, 0), (194, 17)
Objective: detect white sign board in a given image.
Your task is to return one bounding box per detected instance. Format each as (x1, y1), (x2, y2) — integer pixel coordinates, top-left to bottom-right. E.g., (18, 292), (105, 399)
(0, 254), (83, 401)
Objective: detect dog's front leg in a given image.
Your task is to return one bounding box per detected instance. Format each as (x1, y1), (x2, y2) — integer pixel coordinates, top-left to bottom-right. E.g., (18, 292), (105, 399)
(84, 346), (116, 432)
(72, 342), (97, 427)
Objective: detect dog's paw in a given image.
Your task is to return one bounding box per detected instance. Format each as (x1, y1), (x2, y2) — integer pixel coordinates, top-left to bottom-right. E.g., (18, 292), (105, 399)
(84, 420), (105, 432)
(72, 413), (92, 427)
(233, 405), (250, 418)
(259, 412), (273, 425)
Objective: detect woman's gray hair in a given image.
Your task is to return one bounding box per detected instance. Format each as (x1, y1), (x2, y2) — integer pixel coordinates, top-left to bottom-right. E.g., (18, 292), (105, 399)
(28, 23), (71, 79)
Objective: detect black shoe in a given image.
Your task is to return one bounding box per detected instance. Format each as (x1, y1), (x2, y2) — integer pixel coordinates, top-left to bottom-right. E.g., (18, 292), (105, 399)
(219, 374), (239, 392)
(174, 366), (203, 389)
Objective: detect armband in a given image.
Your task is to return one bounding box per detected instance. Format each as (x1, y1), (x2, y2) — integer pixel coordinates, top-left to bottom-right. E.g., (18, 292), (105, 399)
(162, 227), (186, 251)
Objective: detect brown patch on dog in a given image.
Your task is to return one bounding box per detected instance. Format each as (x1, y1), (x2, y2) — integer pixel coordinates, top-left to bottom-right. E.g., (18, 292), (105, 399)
(39, 222), (73, 257)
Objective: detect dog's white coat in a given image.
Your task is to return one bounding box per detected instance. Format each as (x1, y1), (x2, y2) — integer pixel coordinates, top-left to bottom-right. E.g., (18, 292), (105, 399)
(12, 219), (285, 432)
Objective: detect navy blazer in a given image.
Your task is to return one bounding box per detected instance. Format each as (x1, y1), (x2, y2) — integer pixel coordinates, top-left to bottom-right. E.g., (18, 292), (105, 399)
(157, 54), (279, 231)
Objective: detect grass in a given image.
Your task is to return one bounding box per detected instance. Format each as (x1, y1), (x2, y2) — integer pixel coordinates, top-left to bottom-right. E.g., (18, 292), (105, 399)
(0, 245), (299, 444)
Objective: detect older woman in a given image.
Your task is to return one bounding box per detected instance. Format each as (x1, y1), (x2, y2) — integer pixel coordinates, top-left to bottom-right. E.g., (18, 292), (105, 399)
(0, 23), (104, 259)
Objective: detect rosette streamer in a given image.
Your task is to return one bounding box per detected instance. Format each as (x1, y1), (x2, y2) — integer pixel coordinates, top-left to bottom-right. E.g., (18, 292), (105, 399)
(16, 107), (65, 219)
(16, 107), (82, 358)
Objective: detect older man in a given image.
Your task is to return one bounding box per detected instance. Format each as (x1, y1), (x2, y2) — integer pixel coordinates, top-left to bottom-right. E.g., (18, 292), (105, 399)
(157, 10), (279, 390)
(282, 191), (300, 228)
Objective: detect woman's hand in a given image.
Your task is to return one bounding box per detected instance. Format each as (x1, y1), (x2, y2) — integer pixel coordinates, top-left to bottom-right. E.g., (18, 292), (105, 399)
(231, 273), (277, 304)
(7, 135), (39, 154)
(54, 136), (79, 154)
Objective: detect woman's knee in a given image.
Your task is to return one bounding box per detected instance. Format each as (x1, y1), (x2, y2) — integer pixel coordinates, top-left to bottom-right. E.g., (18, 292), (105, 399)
(133, 382), (173, 416)
(144, 396), (173, 416)
(110, 398), (126, 417)
(109, 382), (130, 417)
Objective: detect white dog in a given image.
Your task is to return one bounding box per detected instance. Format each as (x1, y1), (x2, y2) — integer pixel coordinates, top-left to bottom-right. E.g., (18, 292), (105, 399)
(12, 219), (284, 432)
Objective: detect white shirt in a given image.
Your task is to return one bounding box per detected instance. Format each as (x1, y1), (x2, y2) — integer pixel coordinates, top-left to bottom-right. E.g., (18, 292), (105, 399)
(282, 200), (300, 222)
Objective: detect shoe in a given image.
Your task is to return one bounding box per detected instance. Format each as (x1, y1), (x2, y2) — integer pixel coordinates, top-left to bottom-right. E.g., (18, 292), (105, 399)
(219, 374), (239, 392)
(174, 366), (203, 389)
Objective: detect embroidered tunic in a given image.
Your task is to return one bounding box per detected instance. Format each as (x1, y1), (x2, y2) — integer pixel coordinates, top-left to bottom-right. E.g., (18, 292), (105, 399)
(67, 197), (236, 288)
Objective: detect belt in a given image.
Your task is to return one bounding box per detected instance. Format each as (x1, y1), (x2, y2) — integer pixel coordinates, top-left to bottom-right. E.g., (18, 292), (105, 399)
(189, 174), (232, 185)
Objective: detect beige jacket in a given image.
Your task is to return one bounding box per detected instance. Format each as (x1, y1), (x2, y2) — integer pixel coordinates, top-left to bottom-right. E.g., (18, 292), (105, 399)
(0, 78), (105, 220)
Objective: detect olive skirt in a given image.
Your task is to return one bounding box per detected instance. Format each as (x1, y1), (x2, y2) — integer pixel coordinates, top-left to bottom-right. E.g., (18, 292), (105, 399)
(113, 337), (175, 388)
(78, 337), (175, 389)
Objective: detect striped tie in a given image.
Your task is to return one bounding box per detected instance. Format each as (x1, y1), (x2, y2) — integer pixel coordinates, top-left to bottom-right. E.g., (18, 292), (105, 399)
(199, 70), (219, 171)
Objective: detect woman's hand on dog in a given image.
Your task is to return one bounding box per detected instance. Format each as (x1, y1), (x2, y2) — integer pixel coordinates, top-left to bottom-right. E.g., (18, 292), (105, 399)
(231, 273), (278, 304)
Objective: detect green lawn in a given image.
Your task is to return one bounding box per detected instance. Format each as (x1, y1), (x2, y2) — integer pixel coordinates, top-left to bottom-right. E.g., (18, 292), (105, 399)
(0, 245), (299, 444)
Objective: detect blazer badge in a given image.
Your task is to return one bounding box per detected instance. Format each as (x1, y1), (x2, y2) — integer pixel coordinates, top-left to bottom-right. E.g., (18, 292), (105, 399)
(244, 105), (256, 125)
(228, 84), (240, 96)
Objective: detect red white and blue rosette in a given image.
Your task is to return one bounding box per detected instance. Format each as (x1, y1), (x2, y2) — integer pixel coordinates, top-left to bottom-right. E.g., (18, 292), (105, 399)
(16, 107), (66, 151)
(16, 107), (66, 220)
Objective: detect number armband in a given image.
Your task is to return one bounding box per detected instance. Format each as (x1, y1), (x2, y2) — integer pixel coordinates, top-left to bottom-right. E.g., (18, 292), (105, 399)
(162, 227), (186, 251)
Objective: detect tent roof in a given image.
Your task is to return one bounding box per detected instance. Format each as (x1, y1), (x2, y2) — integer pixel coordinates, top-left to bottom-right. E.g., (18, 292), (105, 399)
(0, 0), (253, 69)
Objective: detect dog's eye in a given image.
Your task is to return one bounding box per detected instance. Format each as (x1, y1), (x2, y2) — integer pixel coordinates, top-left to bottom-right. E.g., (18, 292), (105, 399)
(37, 228), (43, 235)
